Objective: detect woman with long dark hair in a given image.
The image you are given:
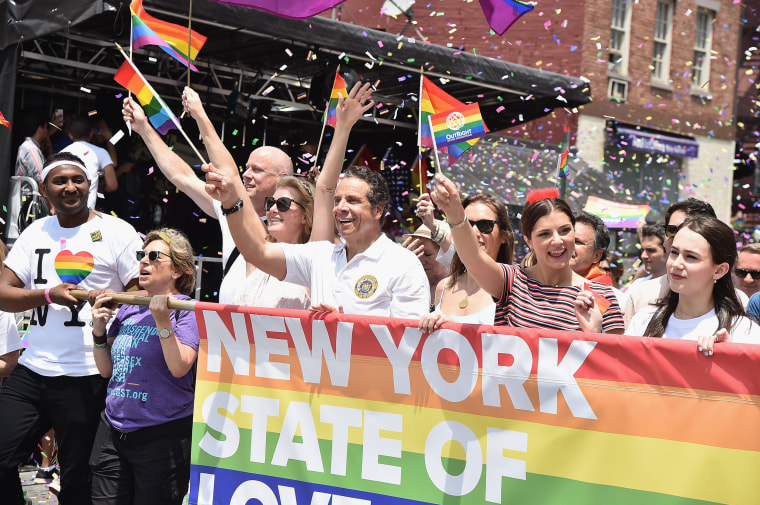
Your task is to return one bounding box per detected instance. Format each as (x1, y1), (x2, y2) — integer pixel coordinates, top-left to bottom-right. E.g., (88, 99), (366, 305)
(627, 217), (760, 353)
(419, 193), (514, 331)
(430, 174), (624, 333)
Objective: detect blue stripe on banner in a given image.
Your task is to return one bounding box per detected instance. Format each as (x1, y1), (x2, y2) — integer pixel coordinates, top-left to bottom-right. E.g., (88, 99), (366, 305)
(189, 465), (437, 505)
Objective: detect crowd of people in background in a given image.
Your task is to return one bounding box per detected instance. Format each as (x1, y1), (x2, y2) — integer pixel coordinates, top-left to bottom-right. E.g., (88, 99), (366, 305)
(2, 83), (760, 505)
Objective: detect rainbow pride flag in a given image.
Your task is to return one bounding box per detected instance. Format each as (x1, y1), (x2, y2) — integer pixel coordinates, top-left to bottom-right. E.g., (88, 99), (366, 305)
(114, 59), (180, 135)
(323, 70), (348, 128)
(478, 0), (534, 35)
(130, 0), (206, 71)
(429, 103), (486, 149)
(0, 109), (9, 130)
(419, 76), (485, 162)
(189, 304), (760, 505)
(557, 146), (569, 178)
(584, 195), (651, 229)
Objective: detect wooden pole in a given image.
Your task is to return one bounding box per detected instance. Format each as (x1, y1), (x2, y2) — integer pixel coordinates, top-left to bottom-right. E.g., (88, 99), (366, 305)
(71, 290), (197, 312)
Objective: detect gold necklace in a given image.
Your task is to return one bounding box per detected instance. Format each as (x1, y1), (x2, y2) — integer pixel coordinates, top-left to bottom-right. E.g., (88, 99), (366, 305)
(459, 273), (473, 309)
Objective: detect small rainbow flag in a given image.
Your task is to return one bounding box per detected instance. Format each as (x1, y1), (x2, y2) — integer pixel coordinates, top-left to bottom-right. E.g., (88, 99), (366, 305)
(114, 59), (180, 135)
(478, 0), (534, 35)
(557, 146), (569, 179)
(0, 109), (9, 130)
(323, 70), (348, 127)
(419, 76), (486, 162)
(130, 0), (206, 71)
(429, 103), (486, 149)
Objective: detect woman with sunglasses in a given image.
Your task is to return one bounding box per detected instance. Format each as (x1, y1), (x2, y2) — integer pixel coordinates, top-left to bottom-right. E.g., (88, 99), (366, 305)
(430, 174), (624, 334)
(419, 194), (514, 332)
(627, 217), (760, 354)
(88, 228), (199, 504)
(234, 176), (314, 309)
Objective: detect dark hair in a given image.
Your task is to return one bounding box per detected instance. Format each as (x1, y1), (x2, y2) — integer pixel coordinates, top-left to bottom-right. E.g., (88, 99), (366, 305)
(643, 217), (745, 338)
(19, 110), (48, 138)
(665, 198), (716, 225)
(641, 223), (665, 251)
(520, 196), (575, 239)
(449, 193), (515, 286)
(574, 211), (610, 251)
(69, 116), (93, 140)
(343, 165), (390, 226)
(42, 152), (87, 183)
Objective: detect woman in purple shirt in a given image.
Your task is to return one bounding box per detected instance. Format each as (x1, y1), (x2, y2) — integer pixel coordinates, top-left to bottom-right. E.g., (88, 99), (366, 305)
(89, 228), (199, 504)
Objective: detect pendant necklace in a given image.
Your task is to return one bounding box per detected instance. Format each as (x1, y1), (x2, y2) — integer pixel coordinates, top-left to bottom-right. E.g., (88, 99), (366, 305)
(459, 273), (472, 309)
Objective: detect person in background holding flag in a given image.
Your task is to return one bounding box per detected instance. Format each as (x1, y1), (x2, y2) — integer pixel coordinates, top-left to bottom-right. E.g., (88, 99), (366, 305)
(627, 217), (760, 354)
(418, 193), (514, 332)
(431, 172), (624, 334)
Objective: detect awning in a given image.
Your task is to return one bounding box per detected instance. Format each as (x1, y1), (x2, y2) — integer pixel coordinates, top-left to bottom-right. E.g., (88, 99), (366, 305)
(615, 125), (699, 159)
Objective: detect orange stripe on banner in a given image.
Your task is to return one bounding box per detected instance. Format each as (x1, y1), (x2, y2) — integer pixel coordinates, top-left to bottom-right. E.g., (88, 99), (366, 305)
(196, 349), (760, 452)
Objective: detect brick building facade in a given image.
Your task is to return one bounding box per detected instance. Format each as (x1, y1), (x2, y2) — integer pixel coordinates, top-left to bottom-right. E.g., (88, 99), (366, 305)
(342, 0), (742, 221)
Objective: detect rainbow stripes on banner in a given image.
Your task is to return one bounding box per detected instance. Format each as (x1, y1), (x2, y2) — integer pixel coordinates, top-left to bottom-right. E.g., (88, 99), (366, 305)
(419, 76), (486, 162)
(189, 304), (760, 505)
(114, 59), (180, 135)
(0, 109), (9, 130)
(584, 195), (651, 229)
(130, 0), (206, 71)
(557, 147), (569, 178)
(429, 103), (486, 149)
(323, 70), (348, 127)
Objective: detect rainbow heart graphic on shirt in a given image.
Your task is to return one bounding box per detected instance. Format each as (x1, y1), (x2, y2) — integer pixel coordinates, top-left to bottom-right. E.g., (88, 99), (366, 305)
(54, 250), (94, 284)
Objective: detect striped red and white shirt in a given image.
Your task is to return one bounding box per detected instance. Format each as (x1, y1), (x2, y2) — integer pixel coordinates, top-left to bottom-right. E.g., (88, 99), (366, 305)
(494, 264), (624, 333)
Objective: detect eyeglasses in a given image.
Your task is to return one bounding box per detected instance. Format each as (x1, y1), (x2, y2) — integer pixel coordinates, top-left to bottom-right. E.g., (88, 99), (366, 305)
(265, 196), (305, 212)
(735, 268), (760, 280)
(469, 219), (496, 234)
(136, 250), (172, 262)
(665, 224), (679, 238)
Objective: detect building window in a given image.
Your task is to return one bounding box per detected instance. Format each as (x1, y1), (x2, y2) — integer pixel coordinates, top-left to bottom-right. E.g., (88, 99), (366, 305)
(652, 0), (674, 83)
(692, 8), (713, 88)
(609, 0), (631, 75)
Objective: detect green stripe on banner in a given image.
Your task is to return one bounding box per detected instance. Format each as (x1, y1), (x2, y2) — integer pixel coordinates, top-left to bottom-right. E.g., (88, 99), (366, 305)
(191, 425), (717, 505)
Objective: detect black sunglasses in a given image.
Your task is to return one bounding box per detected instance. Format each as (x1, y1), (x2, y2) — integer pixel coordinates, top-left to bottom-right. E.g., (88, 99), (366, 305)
(735, 268), (760, 280)
(265, 196), (305, 212)
(469, 219), (496, 234)
(665, 224), (679, 238)
(136, 250), (171, 262)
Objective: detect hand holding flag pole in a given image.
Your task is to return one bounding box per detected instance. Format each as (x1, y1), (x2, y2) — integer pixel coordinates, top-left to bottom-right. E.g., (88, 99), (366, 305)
(114, 42), (207, 165)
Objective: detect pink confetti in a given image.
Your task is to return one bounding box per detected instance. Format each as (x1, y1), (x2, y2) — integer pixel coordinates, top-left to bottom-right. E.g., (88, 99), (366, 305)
(544, 20), (552, 29)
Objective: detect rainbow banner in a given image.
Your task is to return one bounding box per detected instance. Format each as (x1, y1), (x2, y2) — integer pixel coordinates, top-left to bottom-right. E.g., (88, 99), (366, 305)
(114, 58), (180, 135)
(429, 103), (486, 149)
(323, 70), (348, 128)
(130, 0), (206, 71)
(584, 195), (651, 229)
(0, 108), (10, 130)
(189, 303), (760, 505)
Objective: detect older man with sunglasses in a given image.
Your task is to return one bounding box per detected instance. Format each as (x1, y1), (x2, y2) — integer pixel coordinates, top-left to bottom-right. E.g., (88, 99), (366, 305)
(734, 243), (760, 298)
(623, 198), (749, 328)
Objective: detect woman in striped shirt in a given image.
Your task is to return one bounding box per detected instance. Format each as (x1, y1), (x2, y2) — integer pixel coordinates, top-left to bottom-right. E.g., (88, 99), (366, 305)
(430, 173), (624, 334)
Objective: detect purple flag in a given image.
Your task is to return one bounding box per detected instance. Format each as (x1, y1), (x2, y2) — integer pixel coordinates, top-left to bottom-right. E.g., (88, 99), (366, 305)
(478, 0), (534, 35)
(208, 0), (348, 19)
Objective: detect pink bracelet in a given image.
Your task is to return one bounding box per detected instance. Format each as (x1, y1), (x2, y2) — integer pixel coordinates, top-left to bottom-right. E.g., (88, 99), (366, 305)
(44, 288), (53, 305)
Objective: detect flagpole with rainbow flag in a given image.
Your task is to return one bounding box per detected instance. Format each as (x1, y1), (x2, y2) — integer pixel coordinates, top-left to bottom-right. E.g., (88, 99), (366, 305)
(417, 67), (427, 191)
(114, 43), (207, 165)
(312, 67), (347, 171)
(557, 124), (570, 199)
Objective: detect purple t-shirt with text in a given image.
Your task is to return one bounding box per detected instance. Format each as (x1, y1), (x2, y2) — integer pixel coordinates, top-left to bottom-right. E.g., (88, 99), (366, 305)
(105, 295), (199, 432)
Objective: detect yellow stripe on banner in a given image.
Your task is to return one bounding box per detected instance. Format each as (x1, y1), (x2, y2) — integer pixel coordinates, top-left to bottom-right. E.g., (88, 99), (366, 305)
(193, 380), (759, 505)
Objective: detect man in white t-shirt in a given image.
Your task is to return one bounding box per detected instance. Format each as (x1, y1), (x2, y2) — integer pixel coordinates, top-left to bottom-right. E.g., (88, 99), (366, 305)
(122, 97), (292, 303)
(0, 152), (141, 504)
(61, 116), (118, 208)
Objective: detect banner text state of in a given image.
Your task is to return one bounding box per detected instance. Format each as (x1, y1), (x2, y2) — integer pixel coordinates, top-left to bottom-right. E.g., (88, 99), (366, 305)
(189, 303), (760, 505)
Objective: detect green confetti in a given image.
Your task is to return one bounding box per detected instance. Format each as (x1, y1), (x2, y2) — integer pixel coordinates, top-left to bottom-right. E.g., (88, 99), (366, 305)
(232, 129), (239, 136)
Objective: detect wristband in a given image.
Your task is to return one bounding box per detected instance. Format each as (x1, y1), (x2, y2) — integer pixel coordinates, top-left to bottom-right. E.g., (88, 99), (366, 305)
(221, 197), (244, 216)
(44, 288), (53, 305)
(93, 332), (108, 346)
(447, 212), (468, 230)
(94, 342), (108, 349)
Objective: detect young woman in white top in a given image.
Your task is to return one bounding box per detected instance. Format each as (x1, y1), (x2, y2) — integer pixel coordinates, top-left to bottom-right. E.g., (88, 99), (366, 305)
(627, 217), (760, 354)
(418, 193), (514, 331)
